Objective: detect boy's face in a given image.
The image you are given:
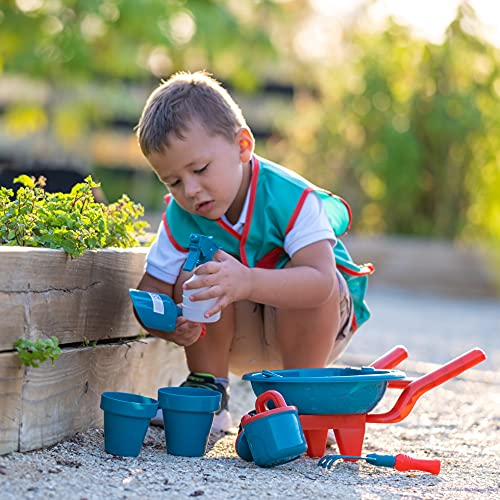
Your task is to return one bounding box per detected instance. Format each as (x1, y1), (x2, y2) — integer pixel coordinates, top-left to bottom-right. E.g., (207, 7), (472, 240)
(148, 120), (253, 221)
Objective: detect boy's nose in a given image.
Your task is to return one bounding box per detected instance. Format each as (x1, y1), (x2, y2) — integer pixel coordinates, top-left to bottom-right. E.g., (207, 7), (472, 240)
(184, 179), (201, 198)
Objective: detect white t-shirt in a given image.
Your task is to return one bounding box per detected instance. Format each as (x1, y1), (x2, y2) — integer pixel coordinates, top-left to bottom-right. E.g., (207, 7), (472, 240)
(146, 188), (337, 284)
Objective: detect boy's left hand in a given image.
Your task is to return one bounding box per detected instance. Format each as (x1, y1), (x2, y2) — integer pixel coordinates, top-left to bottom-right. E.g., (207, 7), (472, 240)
(182, 249), (252, 318)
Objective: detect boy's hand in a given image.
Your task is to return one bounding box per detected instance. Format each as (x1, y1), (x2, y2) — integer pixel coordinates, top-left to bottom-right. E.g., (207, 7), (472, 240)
(152, 316), (204, 347)
(183, 249), (252, 318)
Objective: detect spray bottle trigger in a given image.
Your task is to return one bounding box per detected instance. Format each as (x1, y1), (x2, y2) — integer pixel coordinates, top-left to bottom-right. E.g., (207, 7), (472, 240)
(182, 233), (219, 271)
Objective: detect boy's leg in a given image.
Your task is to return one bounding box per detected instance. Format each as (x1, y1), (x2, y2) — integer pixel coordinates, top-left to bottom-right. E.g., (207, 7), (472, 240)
(226, 273), (354, 375)
(159, 270), (235, 432)
(273, 270), (353, 448)
(183, 306), (235, 377)
(172, 269), (236, 377)
(275, 270), (353, 368)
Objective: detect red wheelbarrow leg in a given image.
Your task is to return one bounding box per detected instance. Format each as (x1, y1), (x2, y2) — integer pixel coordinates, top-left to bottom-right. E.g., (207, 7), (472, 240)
(300, 414), (367, 458)
(333, 427), (366, 460)
(303, 429), (328, 458)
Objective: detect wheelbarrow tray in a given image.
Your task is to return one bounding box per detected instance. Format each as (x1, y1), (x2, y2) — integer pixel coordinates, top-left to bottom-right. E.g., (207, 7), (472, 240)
(242, 367), (405, 414)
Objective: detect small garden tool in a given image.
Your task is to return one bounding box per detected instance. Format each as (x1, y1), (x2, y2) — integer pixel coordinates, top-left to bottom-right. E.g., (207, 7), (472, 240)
(181, 233), (221, 322)
(129, 233), (219, 331)
(318, 453), (441, 475)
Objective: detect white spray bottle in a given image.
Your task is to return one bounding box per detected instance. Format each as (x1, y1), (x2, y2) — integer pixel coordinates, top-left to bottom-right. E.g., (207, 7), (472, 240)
(181, 233), (221, 323)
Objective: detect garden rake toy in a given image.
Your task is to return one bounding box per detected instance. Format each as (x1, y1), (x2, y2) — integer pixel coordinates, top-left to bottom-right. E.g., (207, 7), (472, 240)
(318, 452), (441, 474)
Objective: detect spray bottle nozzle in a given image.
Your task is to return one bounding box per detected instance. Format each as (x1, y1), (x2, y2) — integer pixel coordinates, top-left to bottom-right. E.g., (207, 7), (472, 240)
(183, 233), (219, 272)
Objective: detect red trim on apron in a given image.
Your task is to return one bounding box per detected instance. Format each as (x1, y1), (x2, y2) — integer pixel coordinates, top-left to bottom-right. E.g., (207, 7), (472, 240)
(239, 156), (260, 266)
(255, 246), (286, 269)
(337, 262), (375, 276)
(285, 187), (314, 234)
(216, 218), (241, 240)
(162, 195), (188, 253)
(351, 314), (358, 333)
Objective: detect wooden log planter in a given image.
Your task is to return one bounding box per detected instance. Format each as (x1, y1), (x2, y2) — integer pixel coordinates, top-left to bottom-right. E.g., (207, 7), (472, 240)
(0, 247), (187, 455)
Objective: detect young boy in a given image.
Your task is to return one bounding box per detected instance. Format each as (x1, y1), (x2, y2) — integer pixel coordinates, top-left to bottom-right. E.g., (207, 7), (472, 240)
(134, 71), (373, 431)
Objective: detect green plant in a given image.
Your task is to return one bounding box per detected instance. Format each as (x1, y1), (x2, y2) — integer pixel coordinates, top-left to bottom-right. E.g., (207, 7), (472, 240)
(0, 174), (148, 257)
(262, 3), (500, 241)
(82, 337), (97, 348)
(14, 336), (62, 368)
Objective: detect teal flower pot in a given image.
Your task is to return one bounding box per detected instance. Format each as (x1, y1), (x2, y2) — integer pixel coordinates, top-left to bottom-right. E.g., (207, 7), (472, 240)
(100, 392), (158, 457)
(158, 387), (221, 457)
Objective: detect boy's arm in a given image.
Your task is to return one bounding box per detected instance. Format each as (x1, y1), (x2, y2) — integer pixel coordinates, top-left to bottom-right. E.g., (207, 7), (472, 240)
(137, 271), (174, 297)
(246, 239), (337, 308)
(186, 239), (337, 316)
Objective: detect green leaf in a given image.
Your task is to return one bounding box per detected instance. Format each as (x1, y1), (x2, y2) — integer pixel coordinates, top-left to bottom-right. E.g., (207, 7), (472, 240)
(0, 173), (150, 257)
(13, 175), (35, 189)
(14, 336), (62, 368)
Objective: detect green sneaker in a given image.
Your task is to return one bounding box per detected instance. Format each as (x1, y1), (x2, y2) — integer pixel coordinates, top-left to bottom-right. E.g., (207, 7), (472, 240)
(181, 372), (231, 432)
(151, 372), (232, 432)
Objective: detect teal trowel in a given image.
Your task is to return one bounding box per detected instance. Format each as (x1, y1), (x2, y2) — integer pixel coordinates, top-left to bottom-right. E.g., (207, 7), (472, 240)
(129, 233), (219, 332)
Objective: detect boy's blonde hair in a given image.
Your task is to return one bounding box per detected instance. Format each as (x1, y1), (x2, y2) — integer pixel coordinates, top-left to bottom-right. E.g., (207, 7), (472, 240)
(136, 71), (247, 156)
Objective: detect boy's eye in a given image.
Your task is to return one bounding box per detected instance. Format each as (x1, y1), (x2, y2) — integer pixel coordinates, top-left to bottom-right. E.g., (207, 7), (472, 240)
(194, 164), (208, 174)
(168, 180), (180, 188)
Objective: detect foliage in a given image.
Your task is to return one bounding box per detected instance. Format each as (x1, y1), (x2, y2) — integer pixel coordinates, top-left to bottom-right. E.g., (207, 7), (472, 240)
(0, 0), (306, 193)
(0, 0), (299, 87)
(14, 336), (62, 368)
(0, 175), (148, 257)
(1, 1), (499, 241)
(264, 4), (500, 241)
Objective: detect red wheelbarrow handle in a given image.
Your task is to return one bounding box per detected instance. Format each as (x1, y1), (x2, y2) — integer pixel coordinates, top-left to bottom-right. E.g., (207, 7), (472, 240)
(367, 348), (486, 424)
(370, 345), (409, 369)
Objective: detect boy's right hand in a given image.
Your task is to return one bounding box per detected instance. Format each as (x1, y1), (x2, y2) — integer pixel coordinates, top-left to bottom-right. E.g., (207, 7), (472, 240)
(135, 273), (203, 346)
(156, 316), (203, 347)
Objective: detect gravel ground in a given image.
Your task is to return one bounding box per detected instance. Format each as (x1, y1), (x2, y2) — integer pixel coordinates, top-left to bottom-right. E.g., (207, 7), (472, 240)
(1, 287), (499, 499)
(1, 375), (498, 499)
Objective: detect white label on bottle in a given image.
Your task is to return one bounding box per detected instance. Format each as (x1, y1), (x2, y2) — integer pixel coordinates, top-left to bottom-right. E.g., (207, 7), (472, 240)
(148, 292), (164, 315)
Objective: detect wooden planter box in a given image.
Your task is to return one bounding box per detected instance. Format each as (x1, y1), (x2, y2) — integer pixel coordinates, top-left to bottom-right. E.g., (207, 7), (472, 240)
(0, 247), (187, 455)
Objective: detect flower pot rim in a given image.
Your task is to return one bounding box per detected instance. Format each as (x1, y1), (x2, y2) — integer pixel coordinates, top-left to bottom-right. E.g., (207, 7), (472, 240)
(158, 386), (221, 413)
(100, 391), (158, 419)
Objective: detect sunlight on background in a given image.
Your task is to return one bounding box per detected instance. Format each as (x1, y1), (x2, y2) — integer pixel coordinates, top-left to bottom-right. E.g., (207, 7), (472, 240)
(2, 0), (500, 244)
(311, 0), (500, 46)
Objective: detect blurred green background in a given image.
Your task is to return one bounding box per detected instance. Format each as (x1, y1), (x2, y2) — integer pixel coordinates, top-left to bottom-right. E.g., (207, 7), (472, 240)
(1, 0), (499, 246)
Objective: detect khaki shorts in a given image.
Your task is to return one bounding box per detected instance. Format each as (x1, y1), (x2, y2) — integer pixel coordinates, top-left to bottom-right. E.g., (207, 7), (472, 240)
(228, 271), (355, 376)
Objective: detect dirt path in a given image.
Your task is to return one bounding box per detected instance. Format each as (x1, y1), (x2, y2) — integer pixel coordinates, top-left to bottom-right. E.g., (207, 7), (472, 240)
(1, 375), (498, 499)
(1, 287), (498, 499)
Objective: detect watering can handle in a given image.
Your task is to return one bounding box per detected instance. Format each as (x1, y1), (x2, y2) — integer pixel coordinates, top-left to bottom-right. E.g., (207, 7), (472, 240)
(255, 390), (288, 413)
(369, 345), (409, 369)
(367, 348), (486, 424)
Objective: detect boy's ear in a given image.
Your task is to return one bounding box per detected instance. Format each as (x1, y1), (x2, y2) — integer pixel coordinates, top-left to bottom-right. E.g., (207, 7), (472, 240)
(236, 127), (254, 163)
